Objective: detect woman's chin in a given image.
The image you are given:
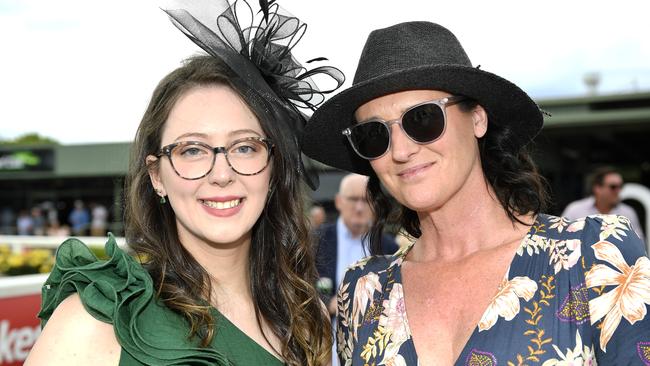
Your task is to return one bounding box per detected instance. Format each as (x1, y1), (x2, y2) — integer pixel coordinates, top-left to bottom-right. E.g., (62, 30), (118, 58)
(395, 193), (439, 212)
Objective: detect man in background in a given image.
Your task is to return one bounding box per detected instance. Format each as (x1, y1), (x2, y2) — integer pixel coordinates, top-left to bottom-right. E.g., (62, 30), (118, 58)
(563, 166), (644, 241)
(314, 173), (398, 314)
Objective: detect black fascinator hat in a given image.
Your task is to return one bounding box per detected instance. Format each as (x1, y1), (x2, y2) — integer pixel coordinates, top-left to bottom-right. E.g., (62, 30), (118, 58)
(302, 21), (544, 176)
(163, 0), (344, 188)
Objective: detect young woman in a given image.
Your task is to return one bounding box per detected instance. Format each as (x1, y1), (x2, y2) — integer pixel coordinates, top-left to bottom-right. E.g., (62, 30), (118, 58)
(26, 1), (342, 365)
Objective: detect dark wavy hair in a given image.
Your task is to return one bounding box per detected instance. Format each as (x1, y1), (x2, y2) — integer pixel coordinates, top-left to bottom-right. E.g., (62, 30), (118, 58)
(590, 166), (620, 190)
(124, 55), (330, 366)
(367, 98), (549, 254)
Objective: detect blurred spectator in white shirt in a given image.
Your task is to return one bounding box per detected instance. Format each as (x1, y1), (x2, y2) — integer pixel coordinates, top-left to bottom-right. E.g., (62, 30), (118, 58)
(562, 166), (644, 242)
(90, 203), (109, 236)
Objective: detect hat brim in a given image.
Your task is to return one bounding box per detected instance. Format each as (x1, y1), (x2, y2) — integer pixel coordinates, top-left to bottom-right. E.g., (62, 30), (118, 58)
(302, 64), (543, 175)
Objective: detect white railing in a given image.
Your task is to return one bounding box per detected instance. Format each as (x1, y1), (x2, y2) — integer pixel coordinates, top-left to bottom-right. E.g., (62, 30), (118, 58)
(621, 183), (650, 254)
(0, 273), (49, 299)
(0, 235), (127, 253)
(0, 235), (127, 299)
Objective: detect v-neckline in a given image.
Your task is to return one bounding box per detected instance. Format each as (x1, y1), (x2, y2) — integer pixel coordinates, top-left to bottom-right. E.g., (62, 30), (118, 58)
(210, 308), (285, 364)
(391, 215), (541, 365)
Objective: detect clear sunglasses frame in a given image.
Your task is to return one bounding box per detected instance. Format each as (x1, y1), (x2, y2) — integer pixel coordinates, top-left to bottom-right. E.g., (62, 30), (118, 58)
(342, 95), (467, 160)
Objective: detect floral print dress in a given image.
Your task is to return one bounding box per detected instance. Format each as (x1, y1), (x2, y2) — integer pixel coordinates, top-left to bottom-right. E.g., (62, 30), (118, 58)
(336, 214), (650, 365)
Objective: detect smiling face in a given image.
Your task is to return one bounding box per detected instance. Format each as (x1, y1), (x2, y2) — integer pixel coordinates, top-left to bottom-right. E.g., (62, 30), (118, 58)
(148, 84), (271, 249)
(355, 89), (488, 213)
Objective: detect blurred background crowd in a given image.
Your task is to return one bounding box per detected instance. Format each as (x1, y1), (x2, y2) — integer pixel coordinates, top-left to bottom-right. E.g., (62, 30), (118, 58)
(1, 199), (108, 237)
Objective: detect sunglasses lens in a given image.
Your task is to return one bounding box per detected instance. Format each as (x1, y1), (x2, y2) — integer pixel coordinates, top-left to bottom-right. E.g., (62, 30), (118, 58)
(349, 121), (389, 159)
(402, 103), (445, 143)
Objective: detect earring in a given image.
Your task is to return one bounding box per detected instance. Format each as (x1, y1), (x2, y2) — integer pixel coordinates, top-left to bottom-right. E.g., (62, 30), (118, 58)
(155, 189), (166, 204)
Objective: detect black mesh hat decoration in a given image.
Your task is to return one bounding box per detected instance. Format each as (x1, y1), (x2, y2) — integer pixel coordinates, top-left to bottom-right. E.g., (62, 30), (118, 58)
(301, 21), (546, 176)
(163, 0), (344, 189)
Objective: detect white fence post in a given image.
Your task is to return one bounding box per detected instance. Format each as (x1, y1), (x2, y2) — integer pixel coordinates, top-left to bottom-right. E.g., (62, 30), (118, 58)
(621, 183), (650, 254)
(0, 235), (127, 253)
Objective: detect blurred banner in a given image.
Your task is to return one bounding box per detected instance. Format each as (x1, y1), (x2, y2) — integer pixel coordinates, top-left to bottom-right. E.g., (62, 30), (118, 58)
(0, 149), (54, 173)
(0, 274), (46, 366)
(0, 236), (126, 365)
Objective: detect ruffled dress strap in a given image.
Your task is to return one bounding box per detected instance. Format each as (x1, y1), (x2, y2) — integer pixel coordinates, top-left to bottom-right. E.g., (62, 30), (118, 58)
(38, 235), (233, 366)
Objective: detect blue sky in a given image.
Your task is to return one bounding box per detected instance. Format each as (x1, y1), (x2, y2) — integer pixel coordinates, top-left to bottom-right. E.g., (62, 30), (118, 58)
(1, 0), (649, 144)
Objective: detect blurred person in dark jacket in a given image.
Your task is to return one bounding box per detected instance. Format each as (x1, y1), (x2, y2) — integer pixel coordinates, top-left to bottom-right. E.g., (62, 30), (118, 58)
(314, 173), (398, 315)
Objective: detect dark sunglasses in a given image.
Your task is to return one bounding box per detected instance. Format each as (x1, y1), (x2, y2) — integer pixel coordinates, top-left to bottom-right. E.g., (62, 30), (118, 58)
(342, 95), (467, 160)
(606, 183), (623, 191)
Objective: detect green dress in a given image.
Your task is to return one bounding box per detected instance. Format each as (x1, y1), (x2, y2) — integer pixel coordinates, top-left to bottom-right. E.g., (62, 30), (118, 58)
(38, 235), (285, 366)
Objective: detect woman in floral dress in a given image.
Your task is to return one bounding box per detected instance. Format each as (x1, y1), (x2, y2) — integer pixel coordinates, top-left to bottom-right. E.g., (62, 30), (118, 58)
(302, 21), (650, 365)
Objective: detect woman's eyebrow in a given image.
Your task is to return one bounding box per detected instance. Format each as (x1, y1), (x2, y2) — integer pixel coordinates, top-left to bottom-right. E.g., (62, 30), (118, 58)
(172, 129), (262, 141)
(173, 132), (209, 141)
(228, 129), (262, 137)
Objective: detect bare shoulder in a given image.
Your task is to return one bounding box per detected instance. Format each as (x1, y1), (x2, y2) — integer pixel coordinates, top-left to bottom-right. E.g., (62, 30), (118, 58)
(25, 294), (121, 366)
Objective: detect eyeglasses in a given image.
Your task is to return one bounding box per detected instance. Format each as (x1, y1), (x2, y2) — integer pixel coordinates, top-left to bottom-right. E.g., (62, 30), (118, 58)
(342, 96), (467, 160)
(155, 137), (274, 179)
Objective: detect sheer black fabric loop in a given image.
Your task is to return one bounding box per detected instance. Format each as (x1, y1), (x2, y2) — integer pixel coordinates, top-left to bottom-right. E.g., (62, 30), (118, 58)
(163, 0), (345, 189)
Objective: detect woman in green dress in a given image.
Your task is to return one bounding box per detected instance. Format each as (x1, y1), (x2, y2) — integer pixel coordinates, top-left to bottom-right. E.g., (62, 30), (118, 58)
(25, 1), (343, 365)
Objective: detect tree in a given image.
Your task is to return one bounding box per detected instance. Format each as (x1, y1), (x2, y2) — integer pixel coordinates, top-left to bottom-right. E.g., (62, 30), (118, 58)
(0, 133), (59, 145)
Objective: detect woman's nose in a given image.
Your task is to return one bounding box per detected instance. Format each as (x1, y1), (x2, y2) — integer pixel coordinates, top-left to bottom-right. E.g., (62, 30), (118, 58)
(207, 153), (235, 187)
(390, 123), (419, 162)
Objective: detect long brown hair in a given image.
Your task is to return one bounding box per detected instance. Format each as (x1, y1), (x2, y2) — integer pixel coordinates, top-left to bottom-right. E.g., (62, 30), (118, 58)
(124, 55), (330, 365)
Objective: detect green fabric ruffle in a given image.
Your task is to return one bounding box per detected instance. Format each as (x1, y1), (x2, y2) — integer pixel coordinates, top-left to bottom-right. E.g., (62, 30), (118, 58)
(38, 235), (232, 365)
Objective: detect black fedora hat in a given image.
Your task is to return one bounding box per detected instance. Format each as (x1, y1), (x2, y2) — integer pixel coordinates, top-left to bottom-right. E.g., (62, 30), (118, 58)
(302, 21), (543, 175)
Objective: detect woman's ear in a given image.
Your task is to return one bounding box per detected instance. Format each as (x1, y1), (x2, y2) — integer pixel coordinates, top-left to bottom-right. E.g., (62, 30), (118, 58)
(472, 104), (488, 138)
(145, 155), (165, 196)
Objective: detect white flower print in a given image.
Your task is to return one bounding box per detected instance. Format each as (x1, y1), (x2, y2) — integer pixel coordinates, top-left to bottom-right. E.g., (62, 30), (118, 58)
(542, 330), (597, 366)
(548, 239), (582, 274)
(519, 235), (582, 274)
(566, 219), (585, 233)
(595, 214), (630, 242)
(549, 216), (570, 233)
(378, 283), (410, 344)
(478, 273), (538, 331)
(586, 240), (650, 351)
(518, 234), (549, 256)
(351, 272), (382, 340)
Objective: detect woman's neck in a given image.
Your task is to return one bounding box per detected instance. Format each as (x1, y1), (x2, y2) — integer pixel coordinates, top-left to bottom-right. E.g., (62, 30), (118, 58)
(180, 234), (253, 307)
(412, 174), (533, 263)
(179, 234), (282, 358)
